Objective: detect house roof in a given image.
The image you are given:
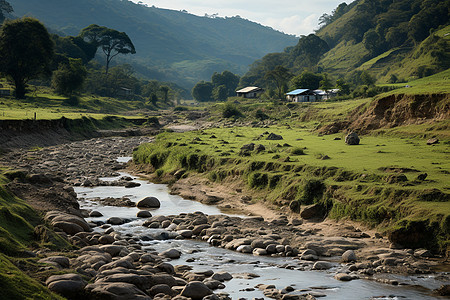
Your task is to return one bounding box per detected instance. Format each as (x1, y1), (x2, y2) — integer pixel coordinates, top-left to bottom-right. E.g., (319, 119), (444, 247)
(286, 89), (310, 95)
(236, 86), (262, 93)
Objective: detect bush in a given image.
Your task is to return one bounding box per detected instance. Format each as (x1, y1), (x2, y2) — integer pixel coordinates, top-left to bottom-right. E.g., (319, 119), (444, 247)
(248, 172), (268, 189)
(222, 102), (243, 118)
(300, 179), (325, 205)
(291, 147), (305, 155)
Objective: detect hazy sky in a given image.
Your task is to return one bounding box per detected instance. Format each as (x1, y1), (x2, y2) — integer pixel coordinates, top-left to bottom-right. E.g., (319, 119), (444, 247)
(134, 0), (347, 36)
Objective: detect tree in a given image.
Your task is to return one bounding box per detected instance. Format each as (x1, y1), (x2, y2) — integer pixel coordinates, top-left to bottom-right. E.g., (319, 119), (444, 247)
(319, 73), (333, 91)
(0, 0), (12, 23)
(0, 17), (54, 99)
(159, 85), (170, 103)
(290, 71), (323, 90)
(360, 71), (375, 86)
(80, 24), (136, 74)
(211, 70), (240, 97)
(192, 81), (213, 102)
(52, 58), (87, 96)
(212, 85), (227, 101)
(335, 78), (350, 95)
(265, 66), (292, 99)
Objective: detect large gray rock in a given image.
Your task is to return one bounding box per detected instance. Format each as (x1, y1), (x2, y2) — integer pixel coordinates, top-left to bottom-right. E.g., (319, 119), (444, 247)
(211, 272), (232, 282)
(136, 197), (161, 208)
(53, 221), (84, 235)
(345, 132), (360, 145)
(266, 133), (283, 140)
(85, 282), (151, 299)
(312, 261), (333, 270)
(180, 281), (213, 299)
(46, 274), (86, 298)
(300, 204), (325, 220)
(341, 250), (357, 262)
(39, 256), (70, 268)
(159, 248), (181, 259)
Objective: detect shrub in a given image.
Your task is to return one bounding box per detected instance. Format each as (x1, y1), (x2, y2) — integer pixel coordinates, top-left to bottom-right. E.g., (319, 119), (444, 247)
(291, 147), (305, 155)
(222, 102), (243, 118)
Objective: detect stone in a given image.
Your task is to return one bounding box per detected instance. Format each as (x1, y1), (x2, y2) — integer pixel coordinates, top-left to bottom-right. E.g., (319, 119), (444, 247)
(159, 248), (181, 259)
(312, 261), (333, 270)
(300, 204), (325, 220)
(434, 285), (450, 296)
(98, 235), (115, 244)
(203, 279), (225, 290)
(137, 196), (161, 208)
(180, 281), (213, 299)
(107, 217), (125, 225)
(137, 210), (152, 218)
(345, 132), (360, 145)
(53, 221), (84, 235)
(236, 245), (252, 253)
(341, 250), (357, 262)
(266, 133), (283, 140)
(426, 138), (439, 145)
(89, 210), (103, 217)
(211, 272), (232, 282)
(46, 274), (85, 298)
(178, 230), (193, 238)
(414, 249), (433, 258)
(334, 273), (354, 281)
(40, 256), (70, 268)
(85, 282), (151, 299)
(148, 284), (174, 296)
(253, 248), (267, 256)
(241, 143), (255, 151)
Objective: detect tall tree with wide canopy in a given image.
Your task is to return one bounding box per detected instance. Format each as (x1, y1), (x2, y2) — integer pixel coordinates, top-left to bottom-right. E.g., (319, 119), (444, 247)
(265, 65), (292, 99)
(0, 17), (54, 99)
(79, 24), (136, 75)
(0, 0), (13, 23)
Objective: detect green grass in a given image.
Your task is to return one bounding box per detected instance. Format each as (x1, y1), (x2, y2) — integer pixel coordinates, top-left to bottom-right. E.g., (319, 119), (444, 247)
(0, 87), (152, 120)
(134, 125), (450, 250)
(0, 254), (64, 300)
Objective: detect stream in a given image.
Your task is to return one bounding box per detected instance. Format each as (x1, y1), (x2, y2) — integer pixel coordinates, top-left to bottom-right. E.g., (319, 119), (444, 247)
(74, 158), (447, 300)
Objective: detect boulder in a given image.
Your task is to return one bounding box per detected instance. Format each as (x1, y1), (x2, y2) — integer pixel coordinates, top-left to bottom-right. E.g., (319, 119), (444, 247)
(89, 211), (103, 217)
(341, 250), (357, 262)
(53, 221), (84, 235)
(345, 132), (360, 145)
(137, 210), (152, 218)
(266, 133), (283, 140)
(159, 248), (181, 259)
(137, 197), (161, 208)
(300, 204), (325, 220)
(180, 281), (213, 299)
(211, 272), (232, 282)
(312, 261), (333, 270)
(39, 256), (70, 268)
(85, 282), (151, 299)
(46, 274), (86, 298)
(334, 273), (356, 281)
(107, 217), (125, 225)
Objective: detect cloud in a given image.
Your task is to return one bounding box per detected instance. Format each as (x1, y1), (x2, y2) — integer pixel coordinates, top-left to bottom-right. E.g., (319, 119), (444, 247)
(135, 0), (343, 35)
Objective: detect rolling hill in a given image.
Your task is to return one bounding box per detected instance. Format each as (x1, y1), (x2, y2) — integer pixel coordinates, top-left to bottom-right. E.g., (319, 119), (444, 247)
(8, 0), (298, 89)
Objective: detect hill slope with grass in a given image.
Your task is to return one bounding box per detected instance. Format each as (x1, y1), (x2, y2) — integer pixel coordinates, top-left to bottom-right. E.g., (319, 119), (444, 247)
(241, 0), (450, 87)
(8, 0), (298, 89)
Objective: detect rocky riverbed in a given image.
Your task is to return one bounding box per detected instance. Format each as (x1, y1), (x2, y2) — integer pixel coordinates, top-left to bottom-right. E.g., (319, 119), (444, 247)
(0, 136), (449, 299)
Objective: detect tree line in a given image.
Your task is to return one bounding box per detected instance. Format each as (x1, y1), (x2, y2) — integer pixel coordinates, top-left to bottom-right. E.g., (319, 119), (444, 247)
(0, 2), (183, 105)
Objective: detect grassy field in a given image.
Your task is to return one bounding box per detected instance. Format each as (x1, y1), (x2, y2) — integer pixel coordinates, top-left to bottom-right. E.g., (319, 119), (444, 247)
(134, 124), (450, 251)
(0, 87), (154, 120)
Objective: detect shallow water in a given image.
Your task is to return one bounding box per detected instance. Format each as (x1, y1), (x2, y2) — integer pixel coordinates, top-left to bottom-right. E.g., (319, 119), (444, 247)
(74, 161), (447, 299)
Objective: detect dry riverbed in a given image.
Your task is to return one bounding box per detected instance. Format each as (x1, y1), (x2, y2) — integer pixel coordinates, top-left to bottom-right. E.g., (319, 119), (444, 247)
(0, 136), (449, 299)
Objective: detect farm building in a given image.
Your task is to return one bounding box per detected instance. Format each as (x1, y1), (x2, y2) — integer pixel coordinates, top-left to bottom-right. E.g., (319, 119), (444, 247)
(285, 89), (318, 102)
(236, 86), (264, 98)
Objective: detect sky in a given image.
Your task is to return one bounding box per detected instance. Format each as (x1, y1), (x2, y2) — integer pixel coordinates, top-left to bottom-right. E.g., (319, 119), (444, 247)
(133, 0), (347, 36)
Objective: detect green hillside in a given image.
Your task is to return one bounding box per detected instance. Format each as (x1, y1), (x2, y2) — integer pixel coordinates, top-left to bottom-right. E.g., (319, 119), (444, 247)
(8, 0), (298, 89)
(240, 0), (450, 90)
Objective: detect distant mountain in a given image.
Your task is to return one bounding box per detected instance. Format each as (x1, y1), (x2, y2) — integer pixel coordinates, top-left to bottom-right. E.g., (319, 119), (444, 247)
(8, 0), (298, 89)
(240, 0), (450, 88)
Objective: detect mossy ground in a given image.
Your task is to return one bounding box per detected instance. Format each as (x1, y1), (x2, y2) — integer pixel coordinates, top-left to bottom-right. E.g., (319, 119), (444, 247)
(0, 173), (71, 299)
(134, 123), (450, 251)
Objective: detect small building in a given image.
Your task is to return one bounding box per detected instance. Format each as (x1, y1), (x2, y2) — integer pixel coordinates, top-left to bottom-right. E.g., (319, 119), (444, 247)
(314, 89), (339, 100)
(236, 86), (263, 98)
(285, 89), (318, 102)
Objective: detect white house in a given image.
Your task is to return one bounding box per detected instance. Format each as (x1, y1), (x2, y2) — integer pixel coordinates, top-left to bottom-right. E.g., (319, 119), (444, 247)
(236, 86), (264, 98)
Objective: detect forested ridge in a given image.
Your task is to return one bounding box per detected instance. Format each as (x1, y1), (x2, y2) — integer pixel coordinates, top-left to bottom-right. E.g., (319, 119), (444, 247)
(8, 0), (298, 89)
